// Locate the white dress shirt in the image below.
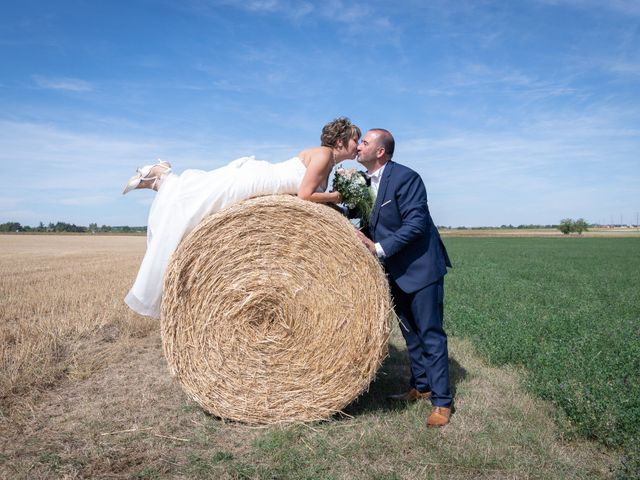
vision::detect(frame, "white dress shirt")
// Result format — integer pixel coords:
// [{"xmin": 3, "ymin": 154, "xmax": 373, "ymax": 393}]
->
[{"xmin": 367, "ymin": 163, "xmax": 386, "ymax": 198}]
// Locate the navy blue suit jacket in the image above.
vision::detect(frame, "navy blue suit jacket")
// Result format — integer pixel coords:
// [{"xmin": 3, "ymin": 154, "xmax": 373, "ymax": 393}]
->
[{"xmin": 366, "ymin": 161, "xmax": 451, "ymax": 294}]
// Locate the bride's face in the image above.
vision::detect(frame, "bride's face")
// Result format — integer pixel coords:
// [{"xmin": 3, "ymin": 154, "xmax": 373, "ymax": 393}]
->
[{"xmin": 344, "ymin": 136, "xmax": 359, "ymax": 159}]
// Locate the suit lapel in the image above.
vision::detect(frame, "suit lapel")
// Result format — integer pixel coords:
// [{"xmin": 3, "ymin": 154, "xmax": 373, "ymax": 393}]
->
[{"xmin": 370, "ymin": 161, "xmax": 393, "ymax": 232}]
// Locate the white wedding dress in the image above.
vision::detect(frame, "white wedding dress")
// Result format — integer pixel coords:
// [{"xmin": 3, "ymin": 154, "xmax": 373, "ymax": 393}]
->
[{"xmin": 125, "ymin": 156, "xmax": 309, "ymax": 318}]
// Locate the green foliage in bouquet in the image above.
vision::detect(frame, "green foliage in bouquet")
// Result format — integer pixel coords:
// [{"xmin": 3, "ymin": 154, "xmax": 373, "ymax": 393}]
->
[{"xmin": 332, "ymin": 166, "xmax": 375, "ymax": 225}]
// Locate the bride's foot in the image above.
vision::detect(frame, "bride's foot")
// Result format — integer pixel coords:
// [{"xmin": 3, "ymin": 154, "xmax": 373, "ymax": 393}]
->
[
  {"xmin": 123, "ymin": 160, "xmax": 172, "ymax": 194},
  {"xmin": 139, "ymin": 161, "xmax": 172, "ymax": 191}
]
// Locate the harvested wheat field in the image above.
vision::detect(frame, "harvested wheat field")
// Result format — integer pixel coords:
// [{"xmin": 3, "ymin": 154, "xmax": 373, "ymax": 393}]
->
[{"xmin": 0, "ymin": 234, "xmax": 618, "ymax": 479}]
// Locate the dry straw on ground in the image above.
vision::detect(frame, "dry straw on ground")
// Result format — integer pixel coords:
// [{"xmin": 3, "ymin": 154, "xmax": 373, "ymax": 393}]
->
[{"xmin": 161, "ymin": 195, "xmax": 393, "ymax": 425}]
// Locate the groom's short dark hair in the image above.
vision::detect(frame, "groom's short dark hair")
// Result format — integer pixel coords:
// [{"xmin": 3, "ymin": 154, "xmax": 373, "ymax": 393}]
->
[{"xmin": 370, "ymin": 129, "xmax": 395, "ymax": 159}]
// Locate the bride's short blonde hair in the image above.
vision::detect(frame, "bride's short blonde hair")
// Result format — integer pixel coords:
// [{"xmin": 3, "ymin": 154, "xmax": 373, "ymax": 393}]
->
[{"xmin": 320, "ymin": 117, "xmax": 361, "ymax": 148}]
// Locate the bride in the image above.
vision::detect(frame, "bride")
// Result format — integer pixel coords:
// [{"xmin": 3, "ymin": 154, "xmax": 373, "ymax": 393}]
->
[{"xmin": 123, "ymin": 117, "xmax": 361, "ymax": 318}]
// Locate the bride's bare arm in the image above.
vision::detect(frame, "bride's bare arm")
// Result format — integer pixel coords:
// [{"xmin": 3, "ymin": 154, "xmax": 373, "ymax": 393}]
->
[{"xmin": 297, "ymin": 149, "xmax": 342, "ymax": 204}]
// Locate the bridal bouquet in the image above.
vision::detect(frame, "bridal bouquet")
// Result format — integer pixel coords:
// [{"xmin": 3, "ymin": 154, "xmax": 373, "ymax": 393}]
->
[{"xmin": 332, "ymin": 166, "xmax": 375, "ymax": 224}]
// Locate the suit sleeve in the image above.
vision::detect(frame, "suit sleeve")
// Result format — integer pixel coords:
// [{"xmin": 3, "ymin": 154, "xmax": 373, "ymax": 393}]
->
[{"xmin": 378, "ymin": 172, "xmax": 429, "ymax": 258}]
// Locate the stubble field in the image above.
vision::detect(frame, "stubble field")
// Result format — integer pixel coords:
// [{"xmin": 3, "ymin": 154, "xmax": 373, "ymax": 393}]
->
[{"xmin": 0, "ymin": 233, "xmax": 633, "ymax": 479}]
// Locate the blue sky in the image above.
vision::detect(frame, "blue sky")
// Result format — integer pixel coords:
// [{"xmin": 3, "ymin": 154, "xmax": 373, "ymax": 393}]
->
[{"xmin": 1, "ymin": 0, "xmax": 639, "ymax": 227}]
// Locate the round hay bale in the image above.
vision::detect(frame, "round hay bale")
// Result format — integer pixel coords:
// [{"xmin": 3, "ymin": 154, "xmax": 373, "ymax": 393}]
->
[{"xmin": 161, "ymin": 195, "xmax": 392, "ymax": 424}]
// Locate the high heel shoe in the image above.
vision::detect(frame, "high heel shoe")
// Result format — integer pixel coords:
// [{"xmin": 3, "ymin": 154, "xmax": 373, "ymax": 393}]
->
[{"xmin": 122, "ymin": 160, "xmax": 172, "ymax": 194}]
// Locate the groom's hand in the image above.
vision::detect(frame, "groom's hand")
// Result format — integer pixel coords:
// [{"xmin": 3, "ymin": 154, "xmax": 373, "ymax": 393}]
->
[{"xmin": 354, "ymin": 229, "xmax": 377, "ymax": 256}]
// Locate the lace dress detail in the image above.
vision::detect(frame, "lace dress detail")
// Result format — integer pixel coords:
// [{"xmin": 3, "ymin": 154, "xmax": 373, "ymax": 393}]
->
[{"xmin": 125, "ymin": 156, "xmax": 308, "ymax": 318}]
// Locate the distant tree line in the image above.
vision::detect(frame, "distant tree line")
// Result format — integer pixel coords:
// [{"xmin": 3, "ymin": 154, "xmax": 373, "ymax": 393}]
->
[
  {"xmin": 438, "ymin": 220, "xmax": 591, "ymax": 234},
  {"xmin": 558, "ymin": 218, "xmax": 589, "ymax": 235},
  {"xmin": 3, "ymin": 220, "xmax": 591, "ymax": 235},
  {"xmin": 438, "ymin": 224, "xmax": 559, "ymax": 230},
  {"xmin": 0, "ymin": 221, "xmax": 146, "ymax": 233}
]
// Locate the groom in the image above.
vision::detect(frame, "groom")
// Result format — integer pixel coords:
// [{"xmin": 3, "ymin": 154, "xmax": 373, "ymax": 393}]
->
[{"xmin": 355, "ymin": 129, "xmax": 453, "ymax": 427}]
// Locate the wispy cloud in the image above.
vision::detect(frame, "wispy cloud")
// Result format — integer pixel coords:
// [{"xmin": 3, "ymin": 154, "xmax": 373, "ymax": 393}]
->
[
  {"xmin": 536, "ymin": 0, "xmax": 640, "ymax": 16},
  {"xmin": 0, "ymin": 118, "xmax": 307, "ymax": 225},
  {"xmin": 396, "ymin": 102, "xmax": 640, "ymax": 226},
  {"xmin": 385, "ymin": 63, "xmax": 581, "ymax": 103},
  {"xmin": 180, "ymin": 0, "xmax": 315, "ymax": 20},
  {"xmin": 57, "ymin": 195, "xmax": 113, "ymax": 206},
  {"xmin": 178, "ymin": 0, "xmax": 394, "ymax": 34},
  {"xmin": 193, "ymin": 43, "xmax": 358, "ymax": 99},
  {"xmin": 0, "ymin": 197, "xmax": 21, "ymax": 209},
  {"xmin": 2, "ymin": 1, "xmax": 638, "ymax": 227},
  {"xmin": 32, "ymin": 75, "xmax": 94, "ymax": 92},
  {"xmin": 599, "ymin": 60, "xmax": 640, "ymax": 76},
  {"xmin": 0, "ymin": 119, "xmax": 301, "ymax": 188},
  {"xmin": 242, "ymin": 0, "xmax": 315, "ymax": 19}
]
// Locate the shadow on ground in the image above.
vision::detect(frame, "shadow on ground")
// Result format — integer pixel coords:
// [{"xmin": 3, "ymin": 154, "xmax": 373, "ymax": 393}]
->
[{"xmin": 343, "ymin": 343, "xmax": 468, "ymax": 417}]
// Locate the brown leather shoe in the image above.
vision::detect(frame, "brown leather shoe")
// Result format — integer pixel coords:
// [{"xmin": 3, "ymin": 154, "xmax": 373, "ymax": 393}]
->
[
  {"xmin": 426, "ymin": 406, "xmax": 451, "ymax": 427},
  {"xmin": 387, "ymin": 388, "xmax": 432, "ymax": 401}
]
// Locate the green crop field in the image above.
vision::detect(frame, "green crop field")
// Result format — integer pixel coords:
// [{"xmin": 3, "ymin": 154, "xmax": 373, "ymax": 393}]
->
[{"xmin": 444, "ymin": 237, "xmax": 640, "ymax": 476}]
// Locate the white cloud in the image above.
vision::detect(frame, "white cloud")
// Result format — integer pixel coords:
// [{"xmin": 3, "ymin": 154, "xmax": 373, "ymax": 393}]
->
[
  {"xmin": 57, "ymin": 196, "xmax": 113, "ymax": 206},
  {"xmin": 397, "ymin": 109, "xmax": 640, "ymax": 226},
  {"xmin": 181, "ymin": 0, "xmax": 315, "ymax": 20},
  {"xmin": 0, "ymin": 119, "xmax": 302, "ymax": 193},
  {"xmin": 32, "ymin": 75, "xmax": 94, "ymax": 92},
  {"xmin": 243, "ymin": 0, "xmax": 315, "ymax": 18},
  {"xmin": 535, "ymin": 0, "xmax": 640, "ymax": 16},
  {"xmin": 600, "ymin": 60, "xmax": 640, "ymax": 76},
  {"xmin": 0, "ymin": 197, "xmax": 21, "ymax": 209},
  {"xmin": 384, "ymin": 62, "xmax": 583, "ymax": 104},
  {"xmin": 243, "ymin": 0, "xmax": 281, "ymax": 11},
  {"xmin": 178, "ymin": 0, "xmax": 393, "ymax": 34}
]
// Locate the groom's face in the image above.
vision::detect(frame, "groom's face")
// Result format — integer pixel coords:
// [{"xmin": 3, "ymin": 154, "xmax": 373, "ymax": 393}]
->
[{"xmin": 357, "ymin": 131, "xmax": 382, "ymax": 169}]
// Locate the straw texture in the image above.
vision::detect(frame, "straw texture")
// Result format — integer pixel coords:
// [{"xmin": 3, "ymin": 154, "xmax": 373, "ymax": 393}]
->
[{"xmin": 160, "ymin": 195, "xmax": 392, "ymax": 424}]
